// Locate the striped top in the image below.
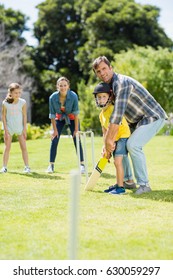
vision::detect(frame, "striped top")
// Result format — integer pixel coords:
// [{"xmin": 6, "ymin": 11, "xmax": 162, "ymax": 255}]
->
[{"xmin": 110, "ymin": 73, "xmax": 168, "ymax": 129}]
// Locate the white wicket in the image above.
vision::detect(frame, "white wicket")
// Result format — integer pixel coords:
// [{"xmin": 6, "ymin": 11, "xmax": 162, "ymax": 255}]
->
[
  {"xmin": 68, "ymin": 169, "xmax": 80, "ymax": 260},
  {"xmin": 76, "ymin": 131, "xmax": 95, "ymax": 182}
]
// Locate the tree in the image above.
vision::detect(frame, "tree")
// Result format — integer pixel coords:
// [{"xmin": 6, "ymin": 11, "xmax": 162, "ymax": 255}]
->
[
  {"xmin": 31, "ymin": 0, "xmax": 173, "ymax": 124},
  {"xmin": 111, "ymin": 46, "xmax": 173, "ymax": 113},
  {"xmin": 76, "ymin": 0, "xmax": 173, "ymax": 76},
  {"xmin": 0, "ymin": 5, "xmax": 34, "ymax": 91},
  {"xmin": 0, "ymin": 4, "xmax": 29, "ymax": 45}
]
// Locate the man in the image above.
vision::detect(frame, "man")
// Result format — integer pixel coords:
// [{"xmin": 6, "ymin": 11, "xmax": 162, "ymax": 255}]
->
[{"xmin": 92, "ymin": 56, "xmax": 167, "ymax": 195}]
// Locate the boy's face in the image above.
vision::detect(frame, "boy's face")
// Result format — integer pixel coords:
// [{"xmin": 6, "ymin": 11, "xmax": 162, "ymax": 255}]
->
[{"xmin": 96, "ymin": 92, "xmax": 109, "ymax": 107}]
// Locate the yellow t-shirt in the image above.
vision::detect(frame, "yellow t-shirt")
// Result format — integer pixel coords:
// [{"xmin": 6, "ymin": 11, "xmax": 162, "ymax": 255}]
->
[{"xmin": 99, "ymin": 104, "xmax": 130, "ymax": 141}]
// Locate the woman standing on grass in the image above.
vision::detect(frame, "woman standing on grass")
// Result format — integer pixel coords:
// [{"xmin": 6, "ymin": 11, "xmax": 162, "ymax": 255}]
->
[
  {"xmin": 0, "ymin": 83, "xmax": 30, "ymax": 173},
  {"xmin": 46, "ymin": 76, "xmax": 85, "ymax": 173}
]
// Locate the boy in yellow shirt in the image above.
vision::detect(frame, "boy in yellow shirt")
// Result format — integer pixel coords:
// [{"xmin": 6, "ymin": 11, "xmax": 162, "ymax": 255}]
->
[{"xmin": 93, "ymin": 82, "xmax": 136, "ymax": 194}]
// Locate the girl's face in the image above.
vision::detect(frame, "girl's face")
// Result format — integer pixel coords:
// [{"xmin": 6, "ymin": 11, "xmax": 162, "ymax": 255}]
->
[
  {"xmin": 57, "ymin": 80, "xmax": 69, "ymax": 95},
  {"xmin": 10, "ymin": 88, "xmax": 21, "ymax": 100},
  {"xmin": 96, "ymin": 92, "xmax": 109, "ymax": 107}
]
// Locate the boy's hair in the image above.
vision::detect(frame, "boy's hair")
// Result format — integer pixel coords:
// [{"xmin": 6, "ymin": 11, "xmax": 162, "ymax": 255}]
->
[
  {"xmin": 92, "ymin": 56, "xmax": 111, "ymax": 72},
  {"xmin": 5, "ymin": 83, "xmax": 22, "ymax": 104}
]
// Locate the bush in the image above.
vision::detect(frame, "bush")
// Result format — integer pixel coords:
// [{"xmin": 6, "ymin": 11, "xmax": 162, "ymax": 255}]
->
[{"xmin": 0, "ymin": 122, "xmax": 51, "ymax": 143}]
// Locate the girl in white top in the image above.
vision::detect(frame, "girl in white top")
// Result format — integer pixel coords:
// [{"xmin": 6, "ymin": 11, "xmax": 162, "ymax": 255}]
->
[{"xmin": 1, "ymin": 83, "xmax": 30, "ymax": 173}]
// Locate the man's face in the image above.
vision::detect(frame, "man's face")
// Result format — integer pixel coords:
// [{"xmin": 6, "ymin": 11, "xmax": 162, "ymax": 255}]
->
[{"xmin": 94, "ymin": 61, "xmax": 113, "ymax": 83}]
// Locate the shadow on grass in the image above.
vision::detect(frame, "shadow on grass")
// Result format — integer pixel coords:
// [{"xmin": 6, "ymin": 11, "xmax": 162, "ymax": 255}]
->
[
  {"xmin": 100, "ymin": 172, "xmax": 115, "ymax": 179},
  {"xmin": 130, "ymin": 190, "xmax": 173, "ymax": 203},
  {"xmin": 10, "ymin": 171, "xmax": 64, "ymax": 180}
]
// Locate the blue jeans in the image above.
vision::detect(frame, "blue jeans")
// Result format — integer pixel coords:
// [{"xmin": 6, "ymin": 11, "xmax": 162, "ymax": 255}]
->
[
  {"xmin": 113, "ymin": 138, "xmax": 128, "ymax": 157},
  {"xmin": 124, "ymin": 118, "xmax": 166, "ymax": 185},
  {"xmin": 50, "ymin": 119, "xmax": 84, "ymax": 163}
]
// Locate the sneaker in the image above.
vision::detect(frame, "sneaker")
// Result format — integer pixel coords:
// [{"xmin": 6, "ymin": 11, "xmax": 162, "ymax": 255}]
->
[
  {"xmin": 0, "ymin": 167, "xmax": 7, "ymax": 173},
  {"xmin": 104, "ymin": 184, "xmax": 118, "ymax": 193},
  {"xmin": 123, "ymin": 181, "xmax": 137, "ymax": 189},
  {"xmin": 24, "ymin": 166, "xmax": 31, "ymax": 174},
  {"xmin": 110, "ymin": 186, "xmax": 126, "ymax": 195},
  {"xmin": 46, "ymin": 165, "xmax": 54, "ymax": 173},
  {"xmin": 135, "ymin": 185, "xmax": 151, "ymax": 195},
  {"xmin": 80, "ymin": 164, "xmax": 85, "ymax": 174}
]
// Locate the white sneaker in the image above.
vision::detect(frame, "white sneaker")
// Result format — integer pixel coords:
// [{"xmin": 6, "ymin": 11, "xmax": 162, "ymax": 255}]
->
[
  {"xmin": 80, "ymin": 164, "xmax": 85, "ymax": 174},
  {"xmin": 0, "ymin": 167, "xmax": 7, "ymax": 173},
  {"xmin": 46, "ymin": 165, "xmax": 54, "ymax": 173},
  {"xmin": 24, "ymin": 166, "xmax": 31, "ymax": 174}
]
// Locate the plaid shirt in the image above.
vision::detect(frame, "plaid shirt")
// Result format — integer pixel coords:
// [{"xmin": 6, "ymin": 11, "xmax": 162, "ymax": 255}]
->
[{"xmin": 110, "ymin": 73, "xmax": 168, "ymax": 129}]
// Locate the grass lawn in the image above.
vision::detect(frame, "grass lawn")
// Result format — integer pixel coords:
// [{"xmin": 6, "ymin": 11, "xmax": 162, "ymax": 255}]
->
[{"xmin": 0, "ymin": 135, "xmax": 173, "ymax": 260}]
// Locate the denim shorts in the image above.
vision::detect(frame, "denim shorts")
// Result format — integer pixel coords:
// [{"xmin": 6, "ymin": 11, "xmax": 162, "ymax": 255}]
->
[{"xmin": 112, "ymin": 138, "xmax": 128, "ymax": 157}]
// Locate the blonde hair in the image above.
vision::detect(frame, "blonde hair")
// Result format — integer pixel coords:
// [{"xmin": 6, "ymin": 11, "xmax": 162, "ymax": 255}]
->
[
  {"xmin": 56, "ymin": 76, "xmax": 70, "ymax": 86},
  {"xmin": 5, "ymin": 83, "xmax": 22, "ymax": 103}
]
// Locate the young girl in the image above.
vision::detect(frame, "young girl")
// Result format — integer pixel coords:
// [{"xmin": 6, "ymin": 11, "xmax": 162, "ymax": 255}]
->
[
  {"xmin": 1, "ymin": 83, "xmax": 30, "ymax": 173},
  {"xmin": 46, "ymin": 76, "xmax": 85, "ymax": 173},
  {"xmin": 93, "ymin": 82, "xmax": 136, "ymax": 194}
]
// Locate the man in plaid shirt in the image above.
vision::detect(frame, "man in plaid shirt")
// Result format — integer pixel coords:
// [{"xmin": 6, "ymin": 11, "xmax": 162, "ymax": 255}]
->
[{"xmin": 92, "ymin": 56, "xmax": 168, "ymax": 195}]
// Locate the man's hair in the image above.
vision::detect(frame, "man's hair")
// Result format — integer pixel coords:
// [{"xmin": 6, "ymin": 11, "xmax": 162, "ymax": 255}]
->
[{"xmin": 92, "ymin": 56, "xmax": 111, "ymax": 72}]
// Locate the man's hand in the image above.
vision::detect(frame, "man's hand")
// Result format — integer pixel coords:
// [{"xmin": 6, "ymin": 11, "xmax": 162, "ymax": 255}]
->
[
  {"xmin": 104, "ymin": 123, "xmax": 119, "ymax": 157},
  {"xmin": 105, "ymin": 139, "xmax": 115, "ymax": 159}
]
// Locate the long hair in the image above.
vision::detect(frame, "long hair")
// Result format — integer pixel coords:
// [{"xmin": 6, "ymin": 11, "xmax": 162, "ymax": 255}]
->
[{"xmin": 5, "ymin": 83, "xmax": 22, "ymax": 104}]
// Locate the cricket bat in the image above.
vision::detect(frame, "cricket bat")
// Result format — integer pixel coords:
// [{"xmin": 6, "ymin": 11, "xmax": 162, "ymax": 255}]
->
[{"xmin": 84, "ymin": 157, "xmax": 108, "ymax": 191}]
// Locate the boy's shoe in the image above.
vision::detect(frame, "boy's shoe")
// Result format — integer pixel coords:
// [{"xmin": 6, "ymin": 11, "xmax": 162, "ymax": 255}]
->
[
  {"xmin": 0, "ymin": 167, "xmax": 7, "ymax": 173},
  {"xmin": 24, "ymin": 166, "xmax": 31, "ymax": 174},
  {"xmin": 104, "ymin": 184, "xmax": 118, "ymax": 193},
  {"xmin": 110, "ymin": 186, "xmax": 126, "ymax": 195},
  {"xmin": 46, "ymin": 165, "xmax": 54, "ymax": 173},
  {"xmin": 80, "ymin": 164, "xmax": 85, "ymax": 174},
  {"xmin": 123, "ymin": 181, "xmax": 136, "ymax": 189},
  {"xmin": 135, "ymin": 185, "xmax": 151, "ymax": 195}
]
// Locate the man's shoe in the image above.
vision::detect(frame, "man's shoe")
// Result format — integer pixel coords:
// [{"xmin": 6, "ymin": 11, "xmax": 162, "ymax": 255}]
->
[
  {"xmin": 0, "ymin": 167, "xmax": 7, "ymax": 173},
  {"xmin": 135, "ymin": 185, "xmax": 151, "ymax": 195},
  {"xmin": 46, "ymin": 165, "xmax": 54, "ymax": 173},
  {"xmin": 110, "ymin": 186, "xmax": 126, "ymax": 195},
  {"xmin": 104, "ymin": 184, "xmax": 118, "ymax": 193},
  {"xmin": 123, "ymin": 181, "xmax": 136, "ymax": 189}
]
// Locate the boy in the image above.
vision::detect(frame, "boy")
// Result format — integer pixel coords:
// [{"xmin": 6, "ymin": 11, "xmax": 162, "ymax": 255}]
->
[{"xmin": 93, "ymin": 82, "xmax": 136, "ymax": 194}]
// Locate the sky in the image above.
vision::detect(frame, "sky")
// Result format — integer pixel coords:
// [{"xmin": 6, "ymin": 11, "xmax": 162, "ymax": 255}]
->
[{"xmin": 0, "ymin": 0, "xmax": 173, "ymax": 46}]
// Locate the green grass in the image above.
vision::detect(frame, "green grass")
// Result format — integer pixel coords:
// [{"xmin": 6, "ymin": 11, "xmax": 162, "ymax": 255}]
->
[{"xmin": 0, "ymin": 136, "xmax": 173, "ymax": 260}]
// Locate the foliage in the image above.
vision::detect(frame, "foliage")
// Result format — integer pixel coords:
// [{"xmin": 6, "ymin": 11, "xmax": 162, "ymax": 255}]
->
[
  {"xmin": 29, "ymin": 0, "xmax": 173, "ymax": 124},
  {"xmin": 0, "ymin": 136, "xmax": 173, "ymax": 259},
  {"xmin": 1, "ymin": 1, "xmax": 173, "ymax": 125},
  {"xmin": 157, "ymin": 113, "xmax": 173, "ymax": 136},
  {"xmin": 76, "ymin": 0, "xmax": 173, "ymax": 75},
  {"xmin": 0, "ymin": 122, "xmax": 50, "ymax": 143},
  {"xmin": 111, "ymin": 46, "xmax": 173, "ymax": 113},
  {"xmin": 0, "ymin": 4, "xmax": 28, "ymax": 44},
  {"xmin": 78, "ymin": 80, "xmax": 102, "ymax": 135}
]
